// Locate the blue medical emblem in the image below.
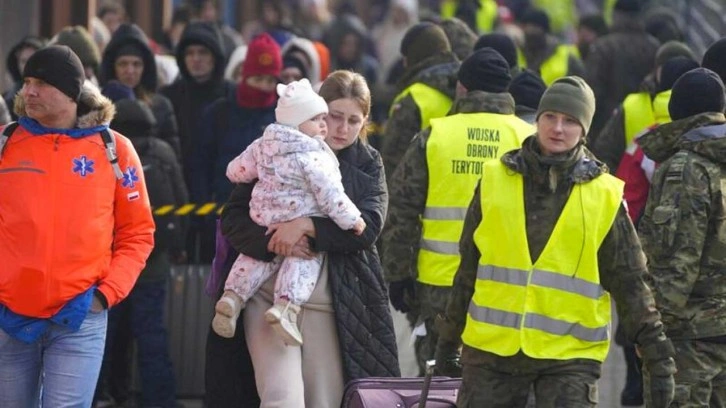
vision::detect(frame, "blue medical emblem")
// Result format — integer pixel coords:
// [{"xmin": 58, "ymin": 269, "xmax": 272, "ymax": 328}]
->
[
  {"xmin": 72, "ymin": 156, "xmax": 95, "ymax": 177},
  {"xmin": 122, "ymin": 166, "xmax": 139, "ymax": 188}
]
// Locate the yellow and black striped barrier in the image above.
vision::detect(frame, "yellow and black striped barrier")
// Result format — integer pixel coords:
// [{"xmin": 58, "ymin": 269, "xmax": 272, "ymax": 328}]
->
[{"xmin": 153, "ymin": 203, "xmax": 224, "ymax": 216}]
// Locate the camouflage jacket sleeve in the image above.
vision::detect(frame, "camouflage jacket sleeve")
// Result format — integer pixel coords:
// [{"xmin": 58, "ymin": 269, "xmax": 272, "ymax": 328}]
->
[
  {"xmin": 381, "ymin": 94, "xmax": 423, "ymax": 182},
  {"xmin": 381, "ymin": 130, "xmax": 430, "ymax": 282},
  {"xmin": 638, "ymin": 153, "xmax": 711, "ymax": 329},
  {"xmin": 599, "ymin": 204, "xmax": 670, "ymax": 349},
  {"xmin": 439, "ymin": 182, "xmax": 482, "ymax": 344},
  {"xmin": 590, "ymin": 107, "xmax": 626, "ymax": 172}
]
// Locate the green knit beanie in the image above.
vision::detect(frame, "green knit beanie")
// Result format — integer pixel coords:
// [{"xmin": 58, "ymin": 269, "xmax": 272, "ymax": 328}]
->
[{"xmin": 536, "ymin": 76, "xmax": 596, "ymax": 134}]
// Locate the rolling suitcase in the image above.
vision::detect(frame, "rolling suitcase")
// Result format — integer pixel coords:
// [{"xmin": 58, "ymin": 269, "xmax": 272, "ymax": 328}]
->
[{"xmin": 341, "ymin": 360, "xmax": 461, "ymax": 408}]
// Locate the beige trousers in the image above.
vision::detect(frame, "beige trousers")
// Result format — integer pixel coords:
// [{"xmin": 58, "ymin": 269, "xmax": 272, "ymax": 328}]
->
[{"xmin": 243, "ymin": 256, "xmax": 345, "ymax": 407}]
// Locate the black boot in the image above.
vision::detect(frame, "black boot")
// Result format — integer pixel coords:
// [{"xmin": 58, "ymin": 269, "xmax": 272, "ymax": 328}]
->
[{"xmin": 621, "ymin": 344, "xmax": 644, "ymax": 406}]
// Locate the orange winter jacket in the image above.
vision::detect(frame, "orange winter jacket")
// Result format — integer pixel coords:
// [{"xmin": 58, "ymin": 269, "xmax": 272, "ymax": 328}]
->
[{"xmin": 0, "ymin": 90, "xmax": 155, "ymax": 318}]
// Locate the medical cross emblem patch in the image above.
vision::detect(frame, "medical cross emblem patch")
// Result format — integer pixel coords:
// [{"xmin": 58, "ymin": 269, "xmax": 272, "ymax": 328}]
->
[
  {"xmin": 122, "ymin": 166, "xmax": 139, "ymax": 188},
  {"xmin": 72, "ymin": 156, "xmax": 95, "ymax": 177}
]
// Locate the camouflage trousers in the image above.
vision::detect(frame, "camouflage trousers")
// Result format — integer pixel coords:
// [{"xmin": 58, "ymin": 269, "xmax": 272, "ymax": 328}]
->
[
  {"xmin": 407, "ymin": 283, "xmax": 451, "ymax": 376},
  {"xmin": 644, "ymin": 339, "xmax": 726, "ymax": 407},
  {"xmin": 458, "ymin": 348, "xmax": 601, "ymax": 408}
]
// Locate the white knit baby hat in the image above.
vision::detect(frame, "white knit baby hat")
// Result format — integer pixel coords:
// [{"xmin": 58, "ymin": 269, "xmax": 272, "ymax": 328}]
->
[{"xmin": 275, "ymin": 78, "xmax": 329, "ymax": 127}]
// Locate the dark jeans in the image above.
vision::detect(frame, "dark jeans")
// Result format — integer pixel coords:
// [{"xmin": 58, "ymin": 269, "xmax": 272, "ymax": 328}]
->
[{"xmin": 97, "ymin": 280, "xmax": 176, "ymax": 407}]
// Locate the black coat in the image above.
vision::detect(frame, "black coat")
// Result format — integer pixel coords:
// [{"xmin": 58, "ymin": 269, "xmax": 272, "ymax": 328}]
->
[{"xmin": 221, "ymin": 138, "xmax": 400, "ymax": 383}]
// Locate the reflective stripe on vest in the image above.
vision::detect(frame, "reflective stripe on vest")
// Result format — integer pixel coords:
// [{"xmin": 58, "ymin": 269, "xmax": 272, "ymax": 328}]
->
[
  {"xmin": 391, "ymin": 83, "xmax": 452, "ymax": 130},
  {"xmin": 417, "ymin": 113, "xmax": 533, "ymax": 286},
  {"xmin": 462, "ymin": 160, "xmax": 623, "ymax": 361},
  {"xmin": 441, "ymin": 0, "xmax": 497, "ymax": 33},
  {"xmin": 623, "ymin": 90, "xmax": 672, "ymax": 146}
]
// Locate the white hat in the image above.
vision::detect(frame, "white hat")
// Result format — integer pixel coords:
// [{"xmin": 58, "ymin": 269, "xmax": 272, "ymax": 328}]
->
[{"xmin": 275, "ymin": 78, "xmax": 328, "ymax": 128}]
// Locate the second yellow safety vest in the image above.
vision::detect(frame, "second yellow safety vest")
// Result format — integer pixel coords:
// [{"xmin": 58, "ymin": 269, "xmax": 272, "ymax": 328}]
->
[
  {"xmin": 441, "ymin": 0, "xmax": 498, "ymax": 33},
  {"xmin": 390, "ymin": 83, "xmax": 453, "ymax": 131},
  {"xmin": 462, "ymin": 160, "xmax": 623, "ymax": 362},
  {"xmin": 622, "ymin": 90, "xmax": 672, "ymax": 146},
  {"xmin": 417, "ymin": 113, "xmax": 534, "ymax": 286}
]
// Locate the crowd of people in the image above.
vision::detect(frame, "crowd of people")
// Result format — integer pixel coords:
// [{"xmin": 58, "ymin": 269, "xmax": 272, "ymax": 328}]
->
[{"xmin": 1, "ymin": 0, "xmax": 726, "ymax": 407}]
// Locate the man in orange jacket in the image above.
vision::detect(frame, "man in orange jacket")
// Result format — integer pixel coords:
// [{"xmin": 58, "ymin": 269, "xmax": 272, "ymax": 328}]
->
[{"xmin": 0, "ymin": 45, "xmax": 155, "ymax": 407}]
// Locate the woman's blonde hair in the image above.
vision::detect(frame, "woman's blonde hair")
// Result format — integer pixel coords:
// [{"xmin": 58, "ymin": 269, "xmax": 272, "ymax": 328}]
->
[{"xmin": 318, "ymin": 70, "xmax": 371, "ymax": 140}]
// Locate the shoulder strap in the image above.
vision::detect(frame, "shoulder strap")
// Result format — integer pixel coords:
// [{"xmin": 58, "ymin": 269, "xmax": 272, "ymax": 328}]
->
[
  {"xmin": 0, "ymin": 121, "xmax": 19, "ymax": 159},
  {"xmin": 100, "ymin": 128, "xmax": 124, "ymax": 180}
]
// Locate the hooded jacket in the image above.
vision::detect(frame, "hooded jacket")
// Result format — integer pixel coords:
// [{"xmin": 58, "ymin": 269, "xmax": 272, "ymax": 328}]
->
[
  {"xmin": 281, "ymin": 37, "xmax": 322, "ymax": 88},
  {"xmin": 638, "ymin": 112, "xmax": 726, "ymax": 340},
  {"xmin": 3, "ymin": 36, "xmax": 45, "ymax": 120},
  {"xmin": 160, "ymin": 22, "xmax": 235, "ymax": 186},
  {"xmin": 101, "ymin": 23, "xmax": 181, "ymax": 159},
  {"xmin": 438, "ymin": 136, "xmax": 672, "ymax": 366},
  {"xmin": 0, "ymin": 84, "xmax": 155, "ymax": 318}
]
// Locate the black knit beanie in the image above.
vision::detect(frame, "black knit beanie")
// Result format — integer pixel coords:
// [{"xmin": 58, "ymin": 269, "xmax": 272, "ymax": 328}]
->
[
  {"xmin": 458, "ymin": 47, "xmax": 511, "ymax": 93},
  {"xmin": 509, "ymin": 69, "xmax": 547, "ymax": 109},
  {"xmin": 669, "ymin": 68, "xmax": 726, "ymax": 120},
  {"xmin": 23, "ymin": 45, "xmax": 85, "ymax": 101},
  {"xmin": 400, "ymin": 22, "xmax": 451, "ymax": 67},
  {"xmin": 657, "ymin": 57, "xmax": 699, "ymax": 93},
  {"xmin": 702, "ymin": 38, "xmax": 726, "ymax": 84},
  {"xmin": 474, "ymin": 33, "xmax": 518, "ymax": 69}
]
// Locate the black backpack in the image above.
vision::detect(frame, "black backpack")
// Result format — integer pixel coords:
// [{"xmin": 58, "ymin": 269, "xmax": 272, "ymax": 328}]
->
[{"xmin": 0, "ymin": 121, "xmax": 124, "ymax": 179}]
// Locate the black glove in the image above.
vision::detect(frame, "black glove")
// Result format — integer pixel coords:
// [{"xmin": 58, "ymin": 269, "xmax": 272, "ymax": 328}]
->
[
  {"xmin": 388, "ymin": 278, "xmax": 415, "ymax": 313},
  {"xmin": 434, "ymin": 339, "xmax": 462, "ymax": 377},
  {"xmin": 647, "ymin": 370, "xmax": 675, "ymax": 408},
  {"xmin": 640, "ymin": 340, "xmax": 677, "ymax": 408}
]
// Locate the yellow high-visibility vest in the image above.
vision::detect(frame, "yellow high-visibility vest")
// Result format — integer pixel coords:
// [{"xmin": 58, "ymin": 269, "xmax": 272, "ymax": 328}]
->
[
  {"xmin": 533, "ymin": 0, "xmax": 576, "ymax": 35},
  {"xmin": 462, "ymin": 160, "xmax": 623, "ymax": 362},
  {"xmin": 539, "ymin": 45, "xmax": 578, "ymax": 86},
  {"xmin": 441, "ymin": 0, "xmax": 498, "ymax": 33},
  {"xmin": 623, "ymin": 90, "xmax": 672, "ymax": 146},
  {"xmin": 520, "ymin": 45, "xmax": 579, "ymax": 85},
  {"xmin": 390, "ymin": 83, "xmax": 453, "ymax": 130},
  {"xmin": 417, "ymin": 113, "xmax": 534, "ymax": 286}
]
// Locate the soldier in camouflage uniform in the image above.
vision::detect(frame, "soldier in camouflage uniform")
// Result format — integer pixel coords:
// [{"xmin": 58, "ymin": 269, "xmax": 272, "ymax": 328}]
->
[
  {"xmin": 434, "ymin": 77, "xmax": 676, "ymax": 407},
  {"xmin": 638, "ymin": 68, "xmax": 726, "ymax": 407},
  {"xmin": 380, "ymin": 22, "xmax": 460, "ymax": 182},
  {"xmin": 382, "ymin": 48, "xmax": 533, "ymax": 376}
]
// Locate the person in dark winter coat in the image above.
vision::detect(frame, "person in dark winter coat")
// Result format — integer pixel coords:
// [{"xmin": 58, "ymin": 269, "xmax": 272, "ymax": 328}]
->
[
  {"xmin": 584, "ymin": 0, "xmax": 660, "ymax": 142},
  {"xmin": 207, "ymin": 70, "xmax": 400, "ymax": 407},
  {"xmin": 3, "ymin": 36, "xmax": 45, "ymax": 119},
  {"xmin": 190, "ymin": 33, "xmax": 280, "ymax": 264},
  {"xmin": 160, "ymin": 21, "xmax": 235, "ymax": 189},
  {"xmin": 95, "ymin": 98, "xmax": 187, "ymax": 408},
  {"xmin": 100, "ymin": 23, "xmax": 181, "ymax": 159}
]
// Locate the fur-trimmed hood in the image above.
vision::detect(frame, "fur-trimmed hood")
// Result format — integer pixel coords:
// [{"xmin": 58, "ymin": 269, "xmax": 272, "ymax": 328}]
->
[{"xmin": 14, "ymin": 82, "xmax": 116, "ymax": 130}]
